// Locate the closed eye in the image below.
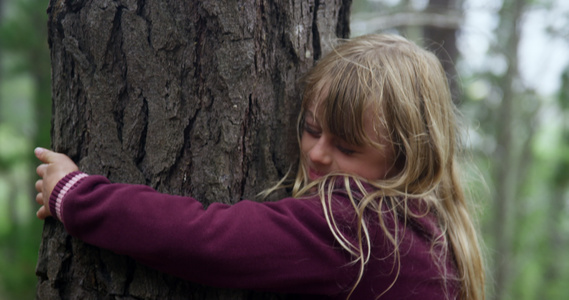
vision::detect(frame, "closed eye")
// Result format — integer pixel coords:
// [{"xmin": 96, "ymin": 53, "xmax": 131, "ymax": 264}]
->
[
  {"xmin": 336, "ymin": 144, "xmax": 356, "ymax": 155},
  {"xmin": 303, "ymin": 123, "xmax": 321, "ymax": 137}
]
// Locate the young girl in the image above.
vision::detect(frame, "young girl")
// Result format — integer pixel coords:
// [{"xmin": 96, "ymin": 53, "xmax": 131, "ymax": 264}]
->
[{"xmin": 35, "ymin": 34, "xmax": 484, "ymax": 300}]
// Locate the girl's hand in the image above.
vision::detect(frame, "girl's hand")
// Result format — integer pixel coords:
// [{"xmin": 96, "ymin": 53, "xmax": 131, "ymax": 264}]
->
[{"xmin": 34, "ymin": 147, "xmax": 79, "ymax": 220}]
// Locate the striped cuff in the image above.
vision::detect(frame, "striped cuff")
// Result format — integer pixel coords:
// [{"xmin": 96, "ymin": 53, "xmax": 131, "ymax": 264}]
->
[{"xmin": 49, "ymin": 171, "xmax": 89, "ymax": 223}]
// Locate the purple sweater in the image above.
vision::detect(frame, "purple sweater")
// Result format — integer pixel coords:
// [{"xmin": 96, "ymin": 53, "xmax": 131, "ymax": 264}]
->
[{"xmin": 49, "ymin": 171, "xmax": 458, "ymax": 299}]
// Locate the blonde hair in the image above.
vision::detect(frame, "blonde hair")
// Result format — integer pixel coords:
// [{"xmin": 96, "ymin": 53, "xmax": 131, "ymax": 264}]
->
[{"xmin": 264, "ymin": 34, "xmax": 484, "ymax": 299}]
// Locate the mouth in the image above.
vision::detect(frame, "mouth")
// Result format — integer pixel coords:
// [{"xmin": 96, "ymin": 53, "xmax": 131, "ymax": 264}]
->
[{"xmin": 307, "ymin": 167, "xmax": 324, "ymax": 181}]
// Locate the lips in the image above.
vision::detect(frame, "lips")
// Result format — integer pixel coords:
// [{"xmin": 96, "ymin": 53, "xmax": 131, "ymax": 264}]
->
[{"xmin": 308, "ymin": 168, "xmax": 324, "ymax": 181}]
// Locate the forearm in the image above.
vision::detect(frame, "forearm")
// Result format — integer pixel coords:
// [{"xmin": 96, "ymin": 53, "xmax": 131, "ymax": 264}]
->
[{"xmin": 49, "ymin": 173, "xmax": 356, "ymax": 295}]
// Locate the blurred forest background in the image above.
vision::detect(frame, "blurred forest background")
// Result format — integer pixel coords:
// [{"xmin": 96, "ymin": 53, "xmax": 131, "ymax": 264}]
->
[{"xmin": 0, "ymin": 0, "xmax": 568, "ymax": 299}]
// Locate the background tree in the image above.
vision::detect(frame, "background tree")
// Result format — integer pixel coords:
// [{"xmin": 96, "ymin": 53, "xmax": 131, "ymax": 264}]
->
[
  {"xmin": 0, "ymin": 0, "xmax": 50, "ymax": 298},
  {"xmin": 350, "ymin": 0, "xmax": 462, "ymax": 99},
  {"xmin": 1, "ymin": 0, "xmax": 568, "ymax": 298},
  {"xmin": 456, "ymin": 1, "xmax": 569, "ymax": 299},
  {"xmin": 352, "ymin": 1, "xmax": 569, "ymax": 299},
  {"xmin": 36, "ymin": 0, "xmax": 351, "ymax": 299},
  {"xmin": 488, "ymin": 1, "xmax": 528, "ymax": 298},
  {"xmin": 422, "ymin": 0, "xmax": 461, "ymax": 101}
]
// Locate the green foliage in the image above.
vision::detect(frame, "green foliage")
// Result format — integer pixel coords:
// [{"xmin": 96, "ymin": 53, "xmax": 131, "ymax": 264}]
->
[
  {"xmin": 0, "ymin": 0, "xmax": 51, "ymax": 149},
  {"xmin": 0, "ymin": 113, "xmax": 41, "ymax": 300},
  {"xmin": 0, "ymin": 0, "xmax": 51, "ymax": 298},
  {"xmin": 0, "ymin": 125, "xmax": 30, "ymax": 169},
  {"xmin": 0, "ymin": 0, "xmax": 49, "ymax": 55},
  {"xmin": 458, "ymin": 0, "xmax": 569, "ymax": 297},
  {"xmin": 0, "ymin": 0, "xmax": 567, "ymax": 299},
  {"xmin": 0, "ymin": 221, "xmax": 43, "ymax": 300}
]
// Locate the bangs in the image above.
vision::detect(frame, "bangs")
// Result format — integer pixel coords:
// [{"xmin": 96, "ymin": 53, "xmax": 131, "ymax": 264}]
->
[{"xmin": 302, "ymin": 58, "xmax": 383, "ymax": 148}]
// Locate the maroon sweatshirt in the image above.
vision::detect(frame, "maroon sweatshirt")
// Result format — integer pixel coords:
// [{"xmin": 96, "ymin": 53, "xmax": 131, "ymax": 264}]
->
[{"xmin": 49, "ymin": 171, "xmax": 458, "ymax": 299}]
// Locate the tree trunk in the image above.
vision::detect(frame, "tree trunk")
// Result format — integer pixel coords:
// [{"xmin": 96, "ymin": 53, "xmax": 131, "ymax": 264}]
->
[
  {"xmin": 422, "ymin": 0, "xmax": 460, "ymax": 103},
  {"xmin": 36, "ymin": 0, "xmax": 351, "ymax": 299},
  {"xmin": 490, "ymin": 0, "xmax": 526, "ymax": 299}
]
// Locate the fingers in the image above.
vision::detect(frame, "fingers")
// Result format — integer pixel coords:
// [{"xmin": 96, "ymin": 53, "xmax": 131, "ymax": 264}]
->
[
  {"xmin": 35, "ymin": 179, "xmax": 44, "ymax": 205},
  {"xmin": 36, "ymin": 192, "xmax": 44, "ymax": 205},
  {"xmin": 34, "ymin": 147, "xmax": 50, "ymax": 163},
  {"xmin": 34, "ymin": 147, "xmax": 79, "ymax": 176},
  {"xmin": 36, "ymin": 164, "xmax": 47, "ymax": 178},
  {"xmin": 35, "ymin": 179, "xmax": 44, "ymax": 204},
  {"xmin": 36, "ymin": 206, "xmax": 50, "ymax": 220},
  {"xmin": 35, "ymin": 147, "xmax": 65, "ymax": 164},
  {"xmin": 35, "ymin": 179, "xmax": 43, "ymax": 193},
  {"xmin": 34, "ymin": 147, "xmax": 77, "ymax": 222}
]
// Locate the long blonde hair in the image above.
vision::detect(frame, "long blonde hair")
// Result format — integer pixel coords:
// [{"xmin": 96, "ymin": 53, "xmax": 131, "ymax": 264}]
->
[{"xmin": 264, "ymin": 34, "xmax": 484, "ymax": 299}]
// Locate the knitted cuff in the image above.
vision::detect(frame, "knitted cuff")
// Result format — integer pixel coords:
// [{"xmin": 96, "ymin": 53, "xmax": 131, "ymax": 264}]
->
[{"xmin": 49, "ymin": 171, "xmax": 89, "ymax": 223}]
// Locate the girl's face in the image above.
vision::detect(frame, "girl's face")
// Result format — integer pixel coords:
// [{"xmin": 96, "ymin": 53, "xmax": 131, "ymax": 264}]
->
[{"xmin": 300, "ymin": 104, "xmax": 398, "ymax": 182}]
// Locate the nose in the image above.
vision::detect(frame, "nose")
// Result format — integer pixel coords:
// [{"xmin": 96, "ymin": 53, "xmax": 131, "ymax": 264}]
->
[{"xmin": 308, "ymin": 137, "xmax": 333, "ymax": 166}]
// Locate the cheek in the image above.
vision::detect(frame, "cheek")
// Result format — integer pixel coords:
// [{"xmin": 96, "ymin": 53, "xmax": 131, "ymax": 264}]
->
[
  {"xmin": 299, "ymin": 135, "xmax": 310, "ymax": 160},
  {"xmin": 373, "ymin": 148, "xmax": 398, "ymax": 179},
  {"xmin": 300, "ymin": 134, "xmax": 313, "ymax": 154}
]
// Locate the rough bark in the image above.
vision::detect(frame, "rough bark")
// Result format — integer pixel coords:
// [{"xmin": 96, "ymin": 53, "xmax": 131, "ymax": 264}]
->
[{"xmin": 36, "ymin": 0, "xmax": 351, "ymax": 299}]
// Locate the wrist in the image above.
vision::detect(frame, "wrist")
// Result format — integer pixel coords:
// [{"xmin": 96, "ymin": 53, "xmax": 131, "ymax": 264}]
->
[{"xmin": 49, "ymin": 171, "xmax": 89, "ymax": 222}]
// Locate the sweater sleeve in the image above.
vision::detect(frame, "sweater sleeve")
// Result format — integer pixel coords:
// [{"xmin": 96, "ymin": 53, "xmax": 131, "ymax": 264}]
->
[{"xmin": 48, "ymin": 172, "xmax": 358, "ymax": 296}]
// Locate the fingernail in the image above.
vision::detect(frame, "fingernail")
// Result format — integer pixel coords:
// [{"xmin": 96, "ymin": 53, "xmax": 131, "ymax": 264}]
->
[{"xmin": 35, "ymin": 147, "xmax": 45, "ymax": 156}]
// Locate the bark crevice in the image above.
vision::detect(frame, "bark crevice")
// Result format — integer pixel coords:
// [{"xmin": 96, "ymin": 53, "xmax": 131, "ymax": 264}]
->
[
  {"xmin": 40, "ymin": 0, "xmax": 351, "ymax": 298},
  {"xmin": 311, "ymin": 0, "xmax": 322, "ymax": 61}
]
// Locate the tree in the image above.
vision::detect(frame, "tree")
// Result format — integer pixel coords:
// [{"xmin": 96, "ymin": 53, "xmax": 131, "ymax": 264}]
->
[
  {"xmin": 350, "ymin": 0, "xmax": 461, "ymax": 101},
  {"xmin": 36, "ymin": 0, "xmax": 352, "ymax": 298},
  {"xmin": 422, "ymin": 0, "xmax": 460, "ymax": 102},
  {"xmin": 488, "ymin": 1, "xmax": 531, "ymax": 299}
]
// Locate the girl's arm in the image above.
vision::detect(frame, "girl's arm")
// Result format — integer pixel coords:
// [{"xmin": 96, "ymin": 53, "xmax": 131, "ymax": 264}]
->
[{"xmin": 34, "ymin": 149, "xmax": 357, "ymax": 296}]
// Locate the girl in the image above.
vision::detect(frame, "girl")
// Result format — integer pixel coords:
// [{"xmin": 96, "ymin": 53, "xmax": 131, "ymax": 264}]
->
[{"xmin": 35, "ymin": 34, "xmax": 484, "ymax": 299}]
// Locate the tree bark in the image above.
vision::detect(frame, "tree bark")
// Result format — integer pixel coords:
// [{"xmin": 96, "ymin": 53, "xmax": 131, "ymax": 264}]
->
[{"xmin": 36, "ymin": 0, "xmax": 351, "ymax": 299}]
